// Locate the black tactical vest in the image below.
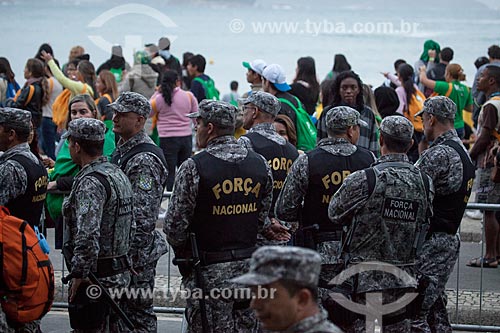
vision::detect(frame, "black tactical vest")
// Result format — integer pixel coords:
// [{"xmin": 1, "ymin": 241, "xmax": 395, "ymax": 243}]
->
[
  {"xmin": 112, "ymin": 142, "xmax": 167, "ymax": 173},
  {"xmin": 244, "ymin": 132, "xmax": 299, "ymax": 216},
  {"xmin": 68, "ymin": 161, "xmax": 134, "ymax": 258},
  {"xmin": 303, "ymin": 146, "xmax": 373, "ymax": 231},
  {"xmin": 192, "ymin": 150, "xmax": 268, "ymax": 252},
  {"xmin": 429, "ymin": 140, "xmax": 476, "ymax": 235},
  {"xmin": 6, "ymin": 154, "xmax": 48, "ymax": 228}
]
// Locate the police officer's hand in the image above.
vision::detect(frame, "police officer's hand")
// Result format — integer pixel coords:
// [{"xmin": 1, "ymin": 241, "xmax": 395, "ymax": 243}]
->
[
  {"xmin": 265, "ymin": 218, "xmax": 291, "ymax": 241},
  {"xmin": 43, "ymin": 157, "xmax": 55, "ymax": 168},
  {"xmin": 69, "ymin": 278, "xmax": 84, "ymax": 303},
  {"xmin": 47, "ymin": 181, "xmax": 57, "ymax": 191}
]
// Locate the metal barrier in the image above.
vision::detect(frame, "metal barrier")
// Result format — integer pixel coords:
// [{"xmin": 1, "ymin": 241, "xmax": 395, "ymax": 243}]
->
[{"xmin": 51, "ymin": 201, "xmax": 500, "ymax": 331}]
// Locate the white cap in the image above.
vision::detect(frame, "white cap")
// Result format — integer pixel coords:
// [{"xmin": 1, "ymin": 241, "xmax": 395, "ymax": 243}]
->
[
  {"xmin": 262, "ymin": 64, "xmax": 291, "ymax": 92},
  {"xmin": 242, "ymin": 59, "xmax": 267, "ymax": 76}
]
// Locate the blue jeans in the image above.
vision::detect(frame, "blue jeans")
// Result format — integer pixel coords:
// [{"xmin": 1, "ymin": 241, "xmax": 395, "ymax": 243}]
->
[
  {"xmin": 160, "ymin": 135, "xmax": 192, "ymax": 191},
  {"xmin": 40, "ymin": 117, "xmax": 57, "ymax": 160}
]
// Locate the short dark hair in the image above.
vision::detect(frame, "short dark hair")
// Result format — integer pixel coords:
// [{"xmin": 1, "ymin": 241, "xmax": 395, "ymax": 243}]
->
[
  {"xmin": 279, "ymin": 279, "xmax": 318, "ymax": 303},
  {"xmin": 474, "ymin": 56, "xmax": 489, "ymax": 69},
  {"xmin": 488, "ymin": 45, "xmax": 500, "ymax": 60},
  {"xmin": 182, "ymin": 52, "xmax": 194, "ymax": 67},
  {"xmin": 0, "ymin": 124, "xmax": 30, "ymax": 141},
  {"xmin": 188, "ymin": 54, "xmax": 206, "ymax": 73},
  {"xmin": 432, "ymin": 114, "xmax": 454, "ymax": 126},
  {"xmin": 440, "ymin": 47, "xmax": 454, "ymax": 62},
  {"xmin": 230, "ymin": 80, "xmax": 238, "ymax": 91},
  {"xmin": 200, "ymin": 117, "xmax": 235, "ymax": 136},
  {"xmin": 393, "ymin": 59, "xmax": 406, "ymax": 72},
  {"xmin": 381, "ymin": 132, "xmax": 412, "ymax": 153},
  {"xmin": 485, "ymin": 65, "xmax": 500, "ymax": 86},
  {"xmin": 327, "ymin": 127, "xmax": 348, "ymax": 138},
  {"xmin": 69, "ymin": 136, "xmax": 104, "ymax": 157}
]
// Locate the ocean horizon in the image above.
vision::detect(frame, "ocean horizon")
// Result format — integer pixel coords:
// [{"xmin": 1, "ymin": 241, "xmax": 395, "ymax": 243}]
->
[{"xmin": 1, "ymin": 0, "xmax": 499, "ymax": 95}]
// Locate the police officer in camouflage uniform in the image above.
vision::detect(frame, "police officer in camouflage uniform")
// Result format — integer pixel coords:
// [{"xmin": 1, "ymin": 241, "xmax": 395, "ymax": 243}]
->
[
  {"xmin": 109, "ymin": 92, "xmax": 169, "ymax": 332},
  {"xmin": 164, "ymin": 100, "xmax": 274, "ymax": 332},
  {"xmin": 238, "ymin": 91, "xmax": 298, "ymax": 245},
  {"xmin": 0, "ymin": 108, "xmax": 48, "ymax": 228},
  {"xmin": 413, "ymin": 97, "xmax": 475, "ymax": 333},
  {"xmin": 62, "ymin": 118, "xmax": 135, "ymax": 332},
  {"xmin": 231, "ymin": 246, "xmax": 343, "ymax": 333},
  {"xmin": 0, "ymin": 108, "xmax": 47, "ymax": 333},
  {"xmin": 329, "ymin": 116, "xmax": 434, "ymax": 333},
  {"xmin": 275, "ymin": 106, "xmax": 375, "ymax": 305}
]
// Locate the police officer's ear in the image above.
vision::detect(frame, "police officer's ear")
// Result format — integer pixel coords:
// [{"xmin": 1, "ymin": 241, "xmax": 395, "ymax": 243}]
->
[
  {"xmin": 253, "ymin": 108, "xmax": 260, "ymax": 120},
  {"xmin": 5, "ymin": 127, "xmax": 17, "ymax": 141},
  {"xmin": 406, "ymin": 138, "xmax": 415, "ymax": 153},
  {"xmin": 72, "ymin": 140, "xmax": 82, "ymax": 154},
  {"xmin": 294, "ymin": 288, "xmax": 314, "ymax": 309},
  {"xmin": 206, "ymin": 122, "xmax": 215, "ymax": 135},
  {"xmin": 379, "ymin": 132, "xmax": 386, "ymax": 150}
]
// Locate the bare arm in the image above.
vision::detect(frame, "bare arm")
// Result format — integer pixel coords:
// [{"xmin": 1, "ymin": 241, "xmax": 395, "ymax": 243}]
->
[{"xmin": 419, "ymin": 66, "xmax": 436, "ymax": 90}]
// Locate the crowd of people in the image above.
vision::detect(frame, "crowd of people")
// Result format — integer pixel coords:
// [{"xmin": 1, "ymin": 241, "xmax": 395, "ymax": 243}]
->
[{"xmin": 0, "ymin": 38, "xmax": 500, "ymax": 333}]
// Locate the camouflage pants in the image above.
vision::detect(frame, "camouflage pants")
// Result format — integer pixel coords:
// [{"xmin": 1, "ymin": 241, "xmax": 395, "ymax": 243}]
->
[
  {"xmin": 415, "ymin": 233, "xmax": 459, "ymax": 332},
  {"xmin": 71, "ymin": 272, "xmax": 131, "ymax": 333},
  {"xmin": 317, "ymin": 241, "xmax": 342, "ymax": 305},
  {"xmin": 184, "ymin": 260, "xmax": 259, "ymax": 333},
  {"xmin": 122, "ymin": 261, "xmax": 158, "ymax": 332}
]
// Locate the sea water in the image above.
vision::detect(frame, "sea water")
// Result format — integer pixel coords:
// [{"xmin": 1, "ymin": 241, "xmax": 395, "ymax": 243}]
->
[{"xmin": 1, "ymin": 0, "xmax": 499, "ymax": 95}]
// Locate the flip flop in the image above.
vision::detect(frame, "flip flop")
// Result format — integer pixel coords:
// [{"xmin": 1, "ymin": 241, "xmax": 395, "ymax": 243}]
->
[{"xmin": 467, "ymin": 257, "xmax": 498, "ymax": 268}]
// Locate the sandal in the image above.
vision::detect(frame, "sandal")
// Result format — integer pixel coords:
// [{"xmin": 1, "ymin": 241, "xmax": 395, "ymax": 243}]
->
[{"xmin": 467, "ymin": 257, "xmax": 498, "ymax": 268}]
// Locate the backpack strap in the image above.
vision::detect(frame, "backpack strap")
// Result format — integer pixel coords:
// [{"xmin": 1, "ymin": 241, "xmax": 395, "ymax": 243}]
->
[
  {"xmin": 88, "ymin": 172, "xmax": 111, "ymax": 202},
  {"xmin": 445, "ymin": 82, "xmax": 453, "ymax": 98},
  {"xmin": 193, "ymin": 76, "xmax": 207, "ymax": 87},
  {"xmin": 19, "ymin": 220, "xmax": 29, "ymax": 285},
  {"xmin": 104, "ymin": 93, "xmax": 112, "ymax": 104},
  {"xmin": 112, "ymin": 142, "xmax": 167, "ymax": 174},
  {"xmin": 293, "ymin": 96, "xmax": 304, "ymax": 110},
  {"xmin": 25, "ymin": 85, "xmax": 35, "ymax": 107},
  {"xmin": 365, "ymin": 167, "xmax": 376, "ymax": 197},
  {"xmin": 48, "ymin": 77, "xmax": 54, "ymax": 96},
  {"xmin": 278, "ymin": 97, "xmax": 299, "ymax": 113}
]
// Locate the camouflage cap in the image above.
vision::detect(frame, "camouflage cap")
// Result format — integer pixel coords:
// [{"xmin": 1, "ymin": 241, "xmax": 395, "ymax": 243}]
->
[
  {"xmin": 243, "ymin": 91, "xmax": 281, "ymax": 116},
  {"xmin": 326, "ymin": 106, "xmax": 368, "ymax": 130},
  {"xmin": 415, "ymin": 96, "xmax": 456, "ymax": 120},
  {"xmin": 231, "ymin": 246, "xmax": 322, "ymax": 287},
  {"xmin": 63, "ymin": 118, "xmax": 106, "ymax": 141},
  {"xmin": 380, "ymin": 115, "xmax": 414, "ymax": 141},
  {"xmin": 187, "ymin": 100, "xmax": 236, "ymax": 127},
  {"xmin": 0, "ymin": 107, "xmax": 31, "ymax": 131},
  {"xmin": 107, "ymin": 91, "xmax": 152, "ymax": 119}
]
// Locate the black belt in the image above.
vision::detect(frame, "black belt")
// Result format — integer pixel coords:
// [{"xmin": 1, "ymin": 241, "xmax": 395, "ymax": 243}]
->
[
  {"xmin": 314, "ymin": 231, "xmax": 342, "ymax": 243},
  {"xmin": 201, "ymin": 247, "xmax": 257, "ymax": 266},
  {"xmin": 95, "ymin": 255, "xmax": 129, "ymax": 278}
]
